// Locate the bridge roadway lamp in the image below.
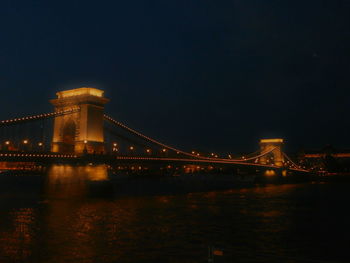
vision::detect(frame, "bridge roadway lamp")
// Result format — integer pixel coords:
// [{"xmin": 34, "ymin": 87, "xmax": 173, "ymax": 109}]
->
[
  {"xmin": 38, "ymin": 142, "xmax": 44, "ymax": 151},
  {"xmin": 21, "ymin": 139, "xmax": 31, "ymax": 152},
  {"xmin": 4, "ymin": 141, "xmax": 10, "ymax": 151}
]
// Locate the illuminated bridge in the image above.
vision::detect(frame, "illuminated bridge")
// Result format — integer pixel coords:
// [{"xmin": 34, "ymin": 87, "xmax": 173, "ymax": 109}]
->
[{"xmin": 0, "ymin": 87, "xmax": 307, "ymax": 174}]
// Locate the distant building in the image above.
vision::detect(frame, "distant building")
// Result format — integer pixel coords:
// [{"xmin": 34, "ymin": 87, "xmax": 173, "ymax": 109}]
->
[{"xmin": 298, "ymin": 145, "xmax": 350, "ymax": 173}]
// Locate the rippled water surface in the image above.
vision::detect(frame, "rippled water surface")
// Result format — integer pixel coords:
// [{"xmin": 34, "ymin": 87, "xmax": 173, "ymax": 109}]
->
[{"xmin": 0, "ymin": 165, "xmax": 349, "ymax": 263}]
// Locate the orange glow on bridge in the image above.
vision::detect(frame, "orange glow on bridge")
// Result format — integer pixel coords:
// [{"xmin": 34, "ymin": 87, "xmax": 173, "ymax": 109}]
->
[
  {"xmin": 260, "ymin": 139, "xmax": 284, "ymax": 144},
  {"xmin": 56, "ymin": 87, "xmax": 104, "ymax": 98}
]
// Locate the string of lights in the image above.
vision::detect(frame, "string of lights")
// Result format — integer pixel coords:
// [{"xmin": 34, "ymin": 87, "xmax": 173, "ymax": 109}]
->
[
  {"xmin": 0, "ymin": 153, "xmax": 77, "ymax": 158},
  {"xmin": 104, "ymin": 114, "xmax": 277, "ymax": 163},
  {"xmin": 114, "ymin": 156, "xmax": 280, "ymax": 168},
  {"xmin": 0, "ymin": 107, "xmax": 80, "ymax": 126},
  {"xmin": 283, "ymin": 152, "xmax": 309, "ymax": 172}
]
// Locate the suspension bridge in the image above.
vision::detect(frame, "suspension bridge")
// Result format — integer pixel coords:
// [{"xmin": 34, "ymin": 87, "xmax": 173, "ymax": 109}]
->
[{"xmin": 0, "ymin": 87, "xmax": 307, "ymax": 174}]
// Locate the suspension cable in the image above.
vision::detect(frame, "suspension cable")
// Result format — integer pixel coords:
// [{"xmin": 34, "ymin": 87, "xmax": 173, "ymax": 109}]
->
[
  {"xmin": 0, "ymin": 107, "xmax": 80, "ymax": 127},
  {"xmin": 283, "ymin": 152, "xmax": 309, "ymax": 171},
  {"xmin": 104, "ymin": 114, "xmax": 276, "ymax": 162}
]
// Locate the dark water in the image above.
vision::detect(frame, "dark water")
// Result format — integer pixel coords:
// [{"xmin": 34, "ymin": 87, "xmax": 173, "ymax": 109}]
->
[{"xmin": 0, "ymin": 165, "xmax": 349, "ymax": 263}]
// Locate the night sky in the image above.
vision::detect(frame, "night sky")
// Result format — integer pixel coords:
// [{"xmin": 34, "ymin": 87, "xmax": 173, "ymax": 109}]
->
[{"xmin": 1, "ymin": 0, "xmax": 350, "ymax": 153}]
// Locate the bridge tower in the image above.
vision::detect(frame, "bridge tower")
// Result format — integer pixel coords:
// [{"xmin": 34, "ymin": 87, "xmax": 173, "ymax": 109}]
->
[
  {"xmin": 50, "ymin": 87, "xmax": 109, "ymax": 154},
  {"xmin": 259, "ymin": 138, "xmax": 284, "ymax": 167}
]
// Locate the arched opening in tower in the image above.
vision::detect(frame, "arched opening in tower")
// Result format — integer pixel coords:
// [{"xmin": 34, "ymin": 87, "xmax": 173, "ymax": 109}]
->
[{"xmin": 62, "ymin": 120, "xmax": 76, "ymax": 153}]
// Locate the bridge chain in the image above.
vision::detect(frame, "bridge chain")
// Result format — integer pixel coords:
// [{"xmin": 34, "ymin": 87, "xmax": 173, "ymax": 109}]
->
[
  {"xmin": 104, "ymin": 115, "xmax": 279, "ymax": 163},
  {"xmin": 0, "ymin": 107, "xmax": 81, "ymax": 127}
]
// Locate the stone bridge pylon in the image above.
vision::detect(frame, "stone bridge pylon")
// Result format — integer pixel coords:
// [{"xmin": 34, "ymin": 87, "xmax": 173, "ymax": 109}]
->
[
  {"xmin": 259, "ymin": 138, "xmax": 284, "ymax": 167},
  {"xmin": 50, "ymin": 87, "xmax": 109, "ymax": 154}
]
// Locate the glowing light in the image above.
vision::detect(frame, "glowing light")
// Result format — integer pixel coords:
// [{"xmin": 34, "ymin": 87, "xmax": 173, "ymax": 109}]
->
[
  {"xmin": 113, "ymin": 143, "xmax": 117, "ymax": 147},
  {"xmin": 162, "ymin": 149, "xmax": 167, "ymax": 152},
  {"xmin": 38, "ymin": 142, "xmax": 43, "ymax": 146},
  {"xmin": 84, "ymin": 140, "xmax": 88, "ymax": 144},
  {"xmin": 146, "ymin": 149, "xmax": 151, "ymax": 153},
  {"xmin": 23, "ymin": 140, "xmax": 28, "ymax": 144},
  {"xmin": 264, "ymin": 170, "xmax": 276, "ymax": 176},
  {"xmin": 5, "ymin": 141, "xmax": 10, "ymax": 145},
  {"xmin": 56, "ymin": 87, "xmax": 104, "ymax": 98},
  {"xmin": 130, "ymin": 146, "xmax": 134, "ymax": 150},
  {"xmin": 260, "ymin": 138, "xmax": 284, "ymax": 144}
]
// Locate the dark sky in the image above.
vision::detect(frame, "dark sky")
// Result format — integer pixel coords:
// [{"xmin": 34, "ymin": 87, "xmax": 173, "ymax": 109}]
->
[{"xmin": 1, "ymin": 0, "xmax": 350, "ymax": 153}]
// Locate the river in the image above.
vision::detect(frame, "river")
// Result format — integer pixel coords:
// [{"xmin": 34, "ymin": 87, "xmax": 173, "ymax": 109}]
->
[{"xmin": 0, "ymin": 165, "xmax": 349, "ymax": 262}]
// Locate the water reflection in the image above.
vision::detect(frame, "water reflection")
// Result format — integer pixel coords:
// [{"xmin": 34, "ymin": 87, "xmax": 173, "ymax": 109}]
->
[
  {"xmin": 0, "ymin": 208, "xmax": 35, "ymax": 262},
  {"xmin": 0, "ymin": 170, "xmax": 349, "ymax": 262},
  {"xmin": 45, "ymin": 165, "xmax": 110, "ymax": 199},
  {"xmin": 38, "ymin": 165, "xmax": 135, "ymax": 263}
]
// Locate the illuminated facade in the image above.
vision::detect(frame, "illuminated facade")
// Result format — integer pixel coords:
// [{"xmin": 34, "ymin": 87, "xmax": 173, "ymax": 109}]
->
[
  {"xmin": 259, "ymin": 138, "xmax": 284, "ymax": 167},
  {"xmin": 50, "ymin": 87, "xmax": 109, "ymax": 154}
]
